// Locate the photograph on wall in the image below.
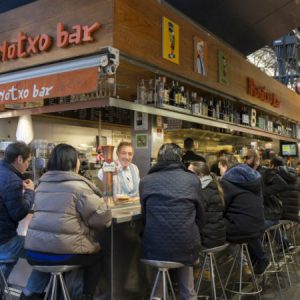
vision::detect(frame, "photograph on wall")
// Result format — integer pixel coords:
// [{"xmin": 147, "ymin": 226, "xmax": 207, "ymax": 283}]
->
[
  {"xmin": 134, "ymin": 111, "xmax": 148, "ymax": 131},
  {"xmin": 194, "ymin": 36, "xmax": 207, "ymax": 76},
  {"xmin": 218, "ymin": 50, "xmax": 230, "ymax": 85},
  {"xmin": 162, "ymin": 17, "xmax": 179, "ymax": 64},
  {"xmin": 136, "ymin": 133, "xmax": 148, "ymax": 149}
]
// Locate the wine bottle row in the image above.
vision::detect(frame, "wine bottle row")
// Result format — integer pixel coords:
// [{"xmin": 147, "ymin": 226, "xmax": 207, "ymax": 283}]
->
[{"xmin": 136, "ymin": 77, "xmax": 297, "ymax": 138}]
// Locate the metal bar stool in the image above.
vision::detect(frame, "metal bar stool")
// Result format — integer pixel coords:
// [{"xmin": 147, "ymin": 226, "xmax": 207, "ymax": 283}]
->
[
  {"xmin": 225, "ymin": 243, "xmax": 262, "ymax": 300},
  {"xmin": 262, "ymin": 225, "xmax": 283, "ymax": 296},
  {"xmin": 32, "ymin": 265, "xmax": 79, "ymax": 300},
  {"xmin": 195, "ymin": 243, "xmax": 228, "ymax": 300},
  {"xmin": 0, "ymin": 259, "xmax": 16, "ymax": 300},
  {"xmin": 141, "ymin": 259, "xmax": 184, "ymax": 300}
]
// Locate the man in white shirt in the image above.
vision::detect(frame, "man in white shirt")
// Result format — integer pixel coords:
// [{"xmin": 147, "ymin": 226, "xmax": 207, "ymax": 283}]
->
[{"xmin": 98, "ymin": 142, "xmax": 140, "ymax": 198}]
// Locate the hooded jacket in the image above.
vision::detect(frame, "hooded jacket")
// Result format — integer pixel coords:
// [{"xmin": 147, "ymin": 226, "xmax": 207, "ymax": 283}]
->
[
  {"xmin": 0, "ymin": 160, "xmax": 34, "ymax": 244},
  {"xmin": 262, "ymin": 168, "xmax": 287, "ymax": 220},
  {"xmin": 200, "ymin": 175, "xmax": 226, "ymax": 248},
  {"xmin": 139, "ymin": 161, "xmax": 205, "ymax": 265},
  {"xmin": 25, "ymin": 171, "xmax": 112, "ymax": 254},
  {"xmin": 221, "ymin": 164, "xmax": 265, "ymax": 242},
  {"xmin": 277, "ymin": 166, "xmax": 300, "ymax": 222}
]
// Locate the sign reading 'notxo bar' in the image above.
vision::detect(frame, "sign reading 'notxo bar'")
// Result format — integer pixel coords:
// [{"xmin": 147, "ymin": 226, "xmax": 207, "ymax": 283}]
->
[{"xmin": 0, "ymin": 22, "xmax": 101, "ymax": 63}]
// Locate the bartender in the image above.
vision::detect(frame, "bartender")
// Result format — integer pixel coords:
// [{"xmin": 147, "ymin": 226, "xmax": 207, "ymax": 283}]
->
[{"xmin": 98, "ymin": 141, "xmax": 140, "ymax": 198}]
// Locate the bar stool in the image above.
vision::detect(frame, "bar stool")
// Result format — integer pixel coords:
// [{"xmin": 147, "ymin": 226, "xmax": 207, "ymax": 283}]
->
[
  {"xmin": 225, "ymin": 243, "xmax": 262, "ymax": 299},
  {"xmin": 195, "ymin": 243, "xmax": 228, "ymax": 300},
  {"xmin": 141, "ymin": 259, "xmax": 184, "ymax": 300},
  {"xmin": 262, "ymin": 224, "xmax": 283, "ymax": 296},
  {"xmin": 0, "ymin": 258, "xmax": 16, "ymax": 300},
  {"xmin": 32, "ymin": 265, "xmax": 79, "ymax": 300}
]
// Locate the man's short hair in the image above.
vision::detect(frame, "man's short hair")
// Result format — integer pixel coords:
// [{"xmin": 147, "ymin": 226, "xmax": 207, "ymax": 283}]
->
[
  {"xmin": 184, "ymin": 138, "xmax": 194, "ymax": 150},
  {"xmin": 4, "ymin": 142, "xmax": 31, "ymax": 164},
  {"xmin": 158, "ymin": 143, "xmax": 182, "ymax": 162},
  {"xmin": 270, "ymin": 157, "xmax": 284, "ymax": 167}
]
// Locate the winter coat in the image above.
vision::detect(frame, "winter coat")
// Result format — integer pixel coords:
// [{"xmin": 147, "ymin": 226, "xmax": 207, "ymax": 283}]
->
[
  {"xmin": 25, "ymin": 171, "xmax": 112, "ymax": 254},
  {"xmin": 277, "ymin": 166, "xmax": 300, "ymax": 222},
  {"xmin": 221, "ymin": 164, "xmax": 265, "ymax": 242},
  {"xmin": 0, "ymin": 160, "xmax": 34, "ymax": 244},
  {"xmin": 139, "ymin": 161, "xmax": 205, "ymax": 265},
  {"xmin": 262, "ymin": 168, "xmax": 287, "ymax": 221},
  {"xmin": 200, "ymin": 175, "xmax": 226, "ymax": 248}
]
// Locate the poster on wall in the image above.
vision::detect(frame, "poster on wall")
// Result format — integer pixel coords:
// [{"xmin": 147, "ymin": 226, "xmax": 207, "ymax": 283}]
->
[
  {"xmin": 136, "ymin": 133, "xmax": 148, "ymax": 149},
  {"xmin": 194, "ymin": 36, "xmax": 207, "ymax": 76},
  {"xmin": 162, "ymin": 17, "xmax": 179, "ymax": 64},
  {"xmin": 218, "ymin": 50, "xmax": 230, "ymax": 85}
]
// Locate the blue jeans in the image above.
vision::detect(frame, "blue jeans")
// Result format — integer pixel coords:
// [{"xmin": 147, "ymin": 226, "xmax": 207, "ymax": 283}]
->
[{"xmin": 0, "ymin": 236, "xmax": 49, "ymax": 295}]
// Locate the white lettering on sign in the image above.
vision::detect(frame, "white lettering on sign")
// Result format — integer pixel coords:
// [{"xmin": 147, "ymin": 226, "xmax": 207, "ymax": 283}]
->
[{"xmin": 0, "ymin": 84, "xmax": 54, "ymax": 102}]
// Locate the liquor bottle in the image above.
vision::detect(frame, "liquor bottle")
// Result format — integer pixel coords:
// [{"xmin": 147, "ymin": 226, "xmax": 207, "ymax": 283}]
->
[
  {"xmin": 163, "ymin": 77, "xmax": 169, "ymax": 105},
  {"xmin": 180, "ymin": 86, "xmax": 186, "ymax": 108},
  {"xmin": 169, "ymin": 81, "xmax": 176, "ymax": 106},
  {"xmin": 157, "ymin": 77, "xmax": 164, "ymax": 106},
  {"xmin": 147, "ymin": 79, "xmax": 154, "ymax": 105},
  {"xmin": 137, "ymin": 79, "xmax": 146, "ymax": 104},
  {"xmin": 202, "ymin": 97, "xmax": 208, "ymax": 116},
  {"xmin": 175, "ymin": 82, "xmax": 181, "ymax": 106},
  {"xmin": 215, "ymin": 99, "xmax": 220, "ymax": 119},
  {"xmin": 208, "ymin": 99, "xmax": 215, "ymax": 117},
  {"xmin": 191, "ymin": 92, "xmax": 199, "ymax": 114}
]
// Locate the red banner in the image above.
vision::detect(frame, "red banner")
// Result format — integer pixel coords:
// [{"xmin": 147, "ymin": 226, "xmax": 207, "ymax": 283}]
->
[{"xmin": 0, "ymin": 67, "xmax": 98, "ymax": 104}]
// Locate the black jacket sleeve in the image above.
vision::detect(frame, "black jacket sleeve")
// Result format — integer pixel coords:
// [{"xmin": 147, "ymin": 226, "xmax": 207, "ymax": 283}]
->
[{"xmin": 3, "ymin": 177, "xmax": 34, "ymax": 223}]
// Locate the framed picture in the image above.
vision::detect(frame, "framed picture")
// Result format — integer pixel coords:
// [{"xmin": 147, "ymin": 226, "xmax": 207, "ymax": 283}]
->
[
  {"xmin": 218, "ymin": 50, "xmax": 230, "ymax": 85},
  {"xmin": 162, "ymin": 17, "xmax": 179, "ymax": 64},
  {"xmin": 134, "ymin": 111, "xmax": 148, "ymax": 131},
  {"xmin": 136, "ymin": 133, "xmax": 148, "ymax": 149},
  {"xmin": 194, "ymin": 36, "xmax": 207, "ymax": 76}
]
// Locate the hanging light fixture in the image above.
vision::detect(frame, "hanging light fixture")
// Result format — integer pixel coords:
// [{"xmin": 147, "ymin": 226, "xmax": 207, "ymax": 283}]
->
[{"xmin": 16, "ymin": 114, "xmax": 34, "ymax": 144}]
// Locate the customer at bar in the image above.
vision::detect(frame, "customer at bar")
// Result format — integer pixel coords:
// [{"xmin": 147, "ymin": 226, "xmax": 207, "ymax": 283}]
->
[
  {"xmin": 98, "ymin": 141, "xmax": 140, "ymax": 198},
  {"xmin": 182, "ymin": 137, "xmax": 206, "ymax": 168},
  {"xmin": 221, "ymin": 163, "xmax": 269, "ymax": 275},
  {"xmin": 24, "ymin": 144, "xmax": 112, "ymax": 300},
  {"xmin": 140, "ymin": 143, "xmax": 205, "ymax": 300},
  {"xmin": 188, "ymin": 161, "xmax": 226, "ymax": 248},
  {"xmin": 0, "ymin": 142, "xmax": 46, "ymax": 300}
]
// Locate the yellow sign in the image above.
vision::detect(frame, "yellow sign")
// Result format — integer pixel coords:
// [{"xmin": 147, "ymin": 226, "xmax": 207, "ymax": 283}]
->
[{"xmin": 162, "ymin": 17, "xmax": 179, "ymax": 64}]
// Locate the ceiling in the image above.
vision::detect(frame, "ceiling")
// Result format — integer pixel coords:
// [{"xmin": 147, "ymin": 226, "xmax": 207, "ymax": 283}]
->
[{"xmin": 165, "ymin": 0, "xmax": 300, "ymax": 55}]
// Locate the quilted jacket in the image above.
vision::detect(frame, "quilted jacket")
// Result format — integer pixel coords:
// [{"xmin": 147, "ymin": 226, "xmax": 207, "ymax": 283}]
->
[
  {"xmin": 25, "ymin": 171, "xmax": 112, "ymax": 254},
  {"xmin": 139, "ymin": 161, "xmax": 205, "ymax": 265},
  {"xmin": 0, "ymin": 160, "xmax": 34, "ymax": 244}
]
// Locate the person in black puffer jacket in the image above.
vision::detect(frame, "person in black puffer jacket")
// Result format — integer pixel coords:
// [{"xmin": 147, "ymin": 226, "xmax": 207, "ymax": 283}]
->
[
  {"xmin": 140, "ymin": 143, "xmax": 205, "ymax": 300},
  {"xmin": 262, "ymin": 157, "xmax": 287, "ymax": 224},
  {"xmin": 188, "ymin": 161, "xmax": 226, "ymax": 248},
  {"xmin": 221, "ymin": 164, "xmax": 269, "ymax": 275},
  {"xmin": 277, "ymin": 165, "xmax": 300, "ymax": 222}
]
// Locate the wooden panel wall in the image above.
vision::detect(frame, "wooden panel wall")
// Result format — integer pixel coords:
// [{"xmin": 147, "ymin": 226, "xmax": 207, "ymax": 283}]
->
[
  {"xmin": 114, "ymin": 0, "xmax": 300, "ymax": 122},
  {"xmin": 0, "ymin": 0, "xmax": 113, "ymax": 73}
]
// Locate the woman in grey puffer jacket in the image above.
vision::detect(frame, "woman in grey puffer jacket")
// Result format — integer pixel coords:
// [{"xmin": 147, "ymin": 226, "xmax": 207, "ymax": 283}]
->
[{"xmin": 24, "ymin": 144, "xmax": 112, "ymax": 300}]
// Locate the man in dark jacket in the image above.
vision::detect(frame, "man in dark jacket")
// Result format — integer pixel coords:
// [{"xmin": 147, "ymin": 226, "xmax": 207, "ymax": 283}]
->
[
  {"xmin": 140, "ymin": 143, "xmax": 205, "ymax": 300},
  {"xmin": 182, "ymin": 137, "xmax": 206, "ymax": 168},
  {"xmin": 221, "ymin": 164, "xmax": 269, "ymax": 275},
  {"xmin": 0, "ymin": 142, "xmax": 44, "ymax": 299}
]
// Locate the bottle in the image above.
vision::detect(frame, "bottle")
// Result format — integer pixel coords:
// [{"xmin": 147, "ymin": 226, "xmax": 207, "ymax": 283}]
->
[
  {"xmin": 169, "ymin": 81, "xmax": 176, "ymax": 106},
  {"xmin": 157, "ymin": 77, "xmax": 164, "ymax": 106},
  {"xmin": 137, "ymin": 79, "xmax": 146, "ymax": 104},
  {"xmin": 191, "ymin": 92, "xmax": 199, "ymax": 114},
  {"xmin": 163, "ymin": 77, "xmax": 169, "ymax": 105},
  {"xmin": 208, "ymin": 99, "xmax": 214, "ymax": 117},
  {"xmin": 147, "ymin": 79, "xmax": 154, "ymax": 105},
  {"xmin": 180, "ymin": 86, "xmax": 186, "ymax": 108},
  {"xmin": 175, "ymin": 82, "xmax": 181, "ymax": 106}
]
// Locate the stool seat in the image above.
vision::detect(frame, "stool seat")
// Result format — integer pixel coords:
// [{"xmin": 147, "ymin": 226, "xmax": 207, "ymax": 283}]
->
[
  {"xmin": 141, "ymin": 259, "xmax": 183, "ymax": 299},
  {"xmin": 140, "ymin": 259, "xmax": 184, "ymax": 269},
  {"xmin": 33, "ymin": 265, "xmax": 79, "ymax": 300},
  {"xmin": 33, "ymin": 265, "xmax": 79, "ymax": 273},
  {"xmin": 0, "ymin": 259, "xmax": 16, "ymax": 264},
  {"xmin": 202, "ymin": 243, "xmax": 229, "ymax": 254}
]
